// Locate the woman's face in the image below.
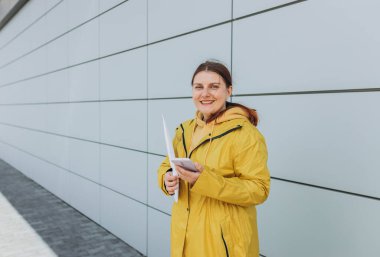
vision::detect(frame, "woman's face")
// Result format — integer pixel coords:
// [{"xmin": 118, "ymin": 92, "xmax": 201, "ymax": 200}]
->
[{"xmin": 192, "ymin": 71, "xmax": 232, "ymax": 120}]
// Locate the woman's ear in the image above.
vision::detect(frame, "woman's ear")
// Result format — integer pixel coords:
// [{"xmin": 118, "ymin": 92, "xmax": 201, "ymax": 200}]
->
[{"xmin": 227, "ymin": 86, "xmax": 233, "ymax": 97}]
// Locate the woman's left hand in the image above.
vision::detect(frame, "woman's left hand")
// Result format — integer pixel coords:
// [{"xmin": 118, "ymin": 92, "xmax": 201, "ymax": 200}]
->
[{"xmin": 175, "ymin": 162, "xmax": 204, "ymax": 186}]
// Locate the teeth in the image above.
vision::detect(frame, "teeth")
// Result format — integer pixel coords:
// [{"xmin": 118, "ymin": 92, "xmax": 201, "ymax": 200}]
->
[{"xmin": 201, "ymin": 100, "xmax": 213, "ymax": 104}]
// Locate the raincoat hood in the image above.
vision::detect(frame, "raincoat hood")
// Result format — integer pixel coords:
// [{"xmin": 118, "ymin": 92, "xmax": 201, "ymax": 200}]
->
[
  {"xmin": 195, "ymin": 106, "xmax": 250, "ymax": 127},
  {"xmin": 191, "ymin": 107, "xmax": 250, "ymax": 164}
]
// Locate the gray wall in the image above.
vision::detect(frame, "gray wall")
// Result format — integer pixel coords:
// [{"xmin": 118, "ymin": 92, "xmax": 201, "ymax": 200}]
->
[{"xmin": 0, "ymin": 0, "xmax": 379, "ymax": 256}]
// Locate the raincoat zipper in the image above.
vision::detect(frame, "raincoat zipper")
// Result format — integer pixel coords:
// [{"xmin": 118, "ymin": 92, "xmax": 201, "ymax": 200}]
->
[
  {"xmin": 221, "ymin": 232, "xmax": 230, "ymax": 257},
  {"xmin": 179, "ymin": 123, "xmax": 242, "ymax": 251},
  {"xmin": 179, "ymin": 124, "xmax": 242, "ymax": 158},
  {"xmin": 180, "ymin": 124, "xmax": 188, "ymax": 157}
]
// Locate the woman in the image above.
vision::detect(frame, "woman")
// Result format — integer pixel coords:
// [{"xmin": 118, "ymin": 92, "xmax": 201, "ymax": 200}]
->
[{"xmin": 157, "ymin": 61, "xmax": 270, "ymax": 257}]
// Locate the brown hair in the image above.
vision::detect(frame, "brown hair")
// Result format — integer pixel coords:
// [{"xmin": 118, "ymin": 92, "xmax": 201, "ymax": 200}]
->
[{"xmin": 191, "ymin": 60, "xmax": 259, "ymax": 126}]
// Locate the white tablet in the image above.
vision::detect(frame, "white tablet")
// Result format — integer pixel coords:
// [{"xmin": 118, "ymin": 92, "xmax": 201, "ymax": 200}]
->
[{"xmin": 171, "ymin": 158, "xmax": 198, "ymax": 172}]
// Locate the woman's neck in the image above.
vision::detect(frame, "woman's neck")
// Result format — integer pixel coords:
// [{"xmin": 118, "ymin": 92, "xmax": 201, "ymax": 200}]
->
[{"xmin": 202, "ymin": 105, "xmax": 226, "ymax": 122}]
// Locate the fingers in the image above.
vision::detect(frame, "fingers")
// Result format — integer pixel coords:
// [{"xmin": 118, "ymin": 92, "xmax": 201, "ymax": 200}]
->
[
  {"xmin": 175, "ymin": 166, "xmax": 187, "ymax": 178},
  {"xmin": 166, "ymin": 177, "xmax": 178, "ymax": 187},
  {"xmin": 175, "ymin": 165, "xmax": 200, "ymax": 186},
  {"xmin": 176, "ymin": 165, "xmax": 193, "ymax": 179},
  {"xmin": 167, "ymin": 184, "xmax": 178, "ymax": 195},
  {"xmin": 166, "ymin": 183, "xmax": 178, "ymax": 195},
  {"xmin": 165, "ymin": 172, "xmax": 179, "ymax": 195},
  {"xmin": 165, "ymin": 171, "xmax": 177, "ymax": 181},
  {"xmin": 165, "ymin": 164, "xmax": 202, "ymax": 194},
  {"xmin": 194, "ymin": 162, "xmax": 204, "ymax": 173}
]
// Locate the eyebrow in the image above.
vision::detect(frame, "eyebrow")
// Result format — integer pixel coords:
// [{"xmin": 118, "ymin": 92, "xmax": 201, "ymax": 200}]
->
[{"xmin": 192, "ymin": 82, "xmax": 221, "ymax": 85}]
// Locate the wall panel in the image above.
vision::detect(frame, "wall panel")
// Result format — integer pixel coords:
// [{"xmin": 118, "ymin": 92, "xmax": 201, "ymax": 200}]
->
[
  {"xmin": 64, "ymin": 171, "xmax": 100, "ymax": 223},
  {"xmin": 45, "ymin": 133, "xmax": 69, "ymax": 170},
  {"xmin": 67, "ymin": 0, "xmax": 99, "ymax": 29},
  {"xmin": 233, "ymin": 0, "xmax": 295, "ymax": 18},
  {"xmin": 100, "ymin": 186, "xmax": 147, "ymax": 255},
  {"xmin": 31, "ymin": 159, "xmax": 65, "ymax": 200},
  {"xmin": 148, "ymin": 24, "xmax": 231, "ymax": 98},
  {"xmin": 259, "ymin": 179, "xmax": 380, "ymax": 257},
  {"xmin": 233, "ymin": 0, "xmax": 380, "ymax": 94},
  {"xmin": 46, "ymin": 103, "xmax": 69, "ymax": 135},
  {"xmin": 22, "ymin": 76, "xmax": 47, "ymax": 104},
  {"xmin": 148, "ymin": 0, "xmax": 231, "ymax": 42},
  {"xmin": 99, "ymin": 0, "xmax": 126, "ymax": 13},
  {"xmin": 68, "ymin": 19, "xmax": 99, "ymax": 65},
  {"xmin": 20, "ymin": 13, "xmax": 47, "ymax": 55},
  {"xmin": 147, "ymin": 208, "xmax": 171, "ymax": 257},
  {"xmin": 236, "ymin": 92, "xmax": 380, "ymax": 198},
  {"xmin": 0, "ymin": 76, "xmax": 46, "ymax": 104},
  {"xmin": 99, "ymin": 0, "xmax": 147, "ymax": 56},
  {"xmin": 67, "ymin": 102, "xmax": 99, "ymax": 141},
  {"xmin": 68, "ymin": 61, "xmax": 99, "ymax": 102},
  {"xmin": 45, "ymin": 0, "xmax": 68, "ymax": 40},
  {"xmin": 46, "ymin": 35, "xmax": 68, "ymax": 72},
  {"xmin": 68, "ymin": 139, "xmax": 100, "ymax": 183},
  {"xmin": 0, "ymin": 125, "xmax": 47, "ymax": 162},
  {"xmin": 0, "ymin": 105, "xmax": 46, "ymax": 131},
  {"xmin": 99, "ymin": 47, "xmax": 147, "ymax": 100},
  {"xmin": 100, "ymin": 145, "xmax": 147, "ymax": 203},
  {"xmin": 100, "ymin": 101, "xmax": 147, "ymax": 151},
  {"xmin": 46, "ymin": 70, "xmax": 69, "ymax": 102}
]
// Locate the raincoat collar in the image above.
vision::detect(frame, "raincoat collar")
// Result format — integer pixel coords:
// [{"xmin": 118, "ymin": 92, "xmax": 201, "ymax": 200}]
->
[{"xmin": 180, "ymin": 107, "xmax": 248, "ymax": 157}]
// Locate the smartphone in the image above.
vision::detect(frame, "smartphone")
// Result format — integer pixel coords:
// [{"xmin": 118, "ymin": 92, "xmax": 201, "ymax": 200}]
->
[{"xmin": 171, "ymin": 158, "xmax": 198, "ymax": 172}]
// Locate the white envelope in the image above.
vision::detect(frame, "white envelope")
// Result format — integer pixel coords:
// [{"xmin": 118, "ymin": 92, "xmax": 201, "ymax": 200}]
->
[{"xmin": 162, "ymin": 115, "xmax": 179, "ymax": 202}]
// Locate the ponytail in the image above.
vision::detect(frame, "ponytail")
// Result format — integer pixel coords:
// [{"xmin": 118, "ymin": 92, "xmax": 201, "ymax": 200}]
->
[
  {"xmin": 205, "ymin": 101, "xmax": 259, "ymax": 127},
  {"xmin": 226, "ymin": 102, "xmax": 259, "ymax": 126}
]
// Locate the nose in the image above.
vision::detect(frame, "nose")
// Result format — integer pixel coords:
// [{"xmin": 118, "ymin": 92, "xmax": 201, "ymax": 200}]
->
[{"xmin": 200, "ymin": 87, "xmax": 211, "ymax": 97}]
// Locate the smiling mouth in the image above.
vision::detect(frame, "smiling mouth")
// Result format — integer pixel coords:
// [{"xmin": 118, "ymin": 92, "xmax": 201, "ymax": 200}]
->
[{"xmin": 200, "ymin": 100, "xmax": 215, "ymax": 105}]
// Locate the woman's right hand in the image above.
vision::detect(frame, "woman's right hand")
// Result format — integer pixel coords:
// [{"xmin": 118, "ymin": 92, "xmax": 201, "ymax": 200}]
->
[{"xmin": 164, "ymin": 171, "xmax": 179, "ymax": 195}]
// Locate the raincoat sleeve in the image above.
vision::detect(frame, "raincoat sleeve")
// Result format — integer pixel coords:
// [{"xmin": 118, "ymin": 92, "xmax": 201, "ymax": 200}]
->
[
  {"xmin": 157, "ymin": 156, "xmax": 172, "ymax": 196},
  {"xmin": 191, "ymin": 129, "xmax": 270, "ymax": 207},
  {"xmin": 157, "ymin": 127, "xmax": 180, "ymax": 196}
]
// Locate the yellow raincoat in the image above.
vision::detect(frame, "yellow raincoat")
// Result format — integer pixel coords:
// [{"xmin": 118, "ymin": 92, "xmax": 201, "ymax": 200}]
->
[{"xmin": 158, "ymin": 107, "xmax": 270, "ymax": 257}]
